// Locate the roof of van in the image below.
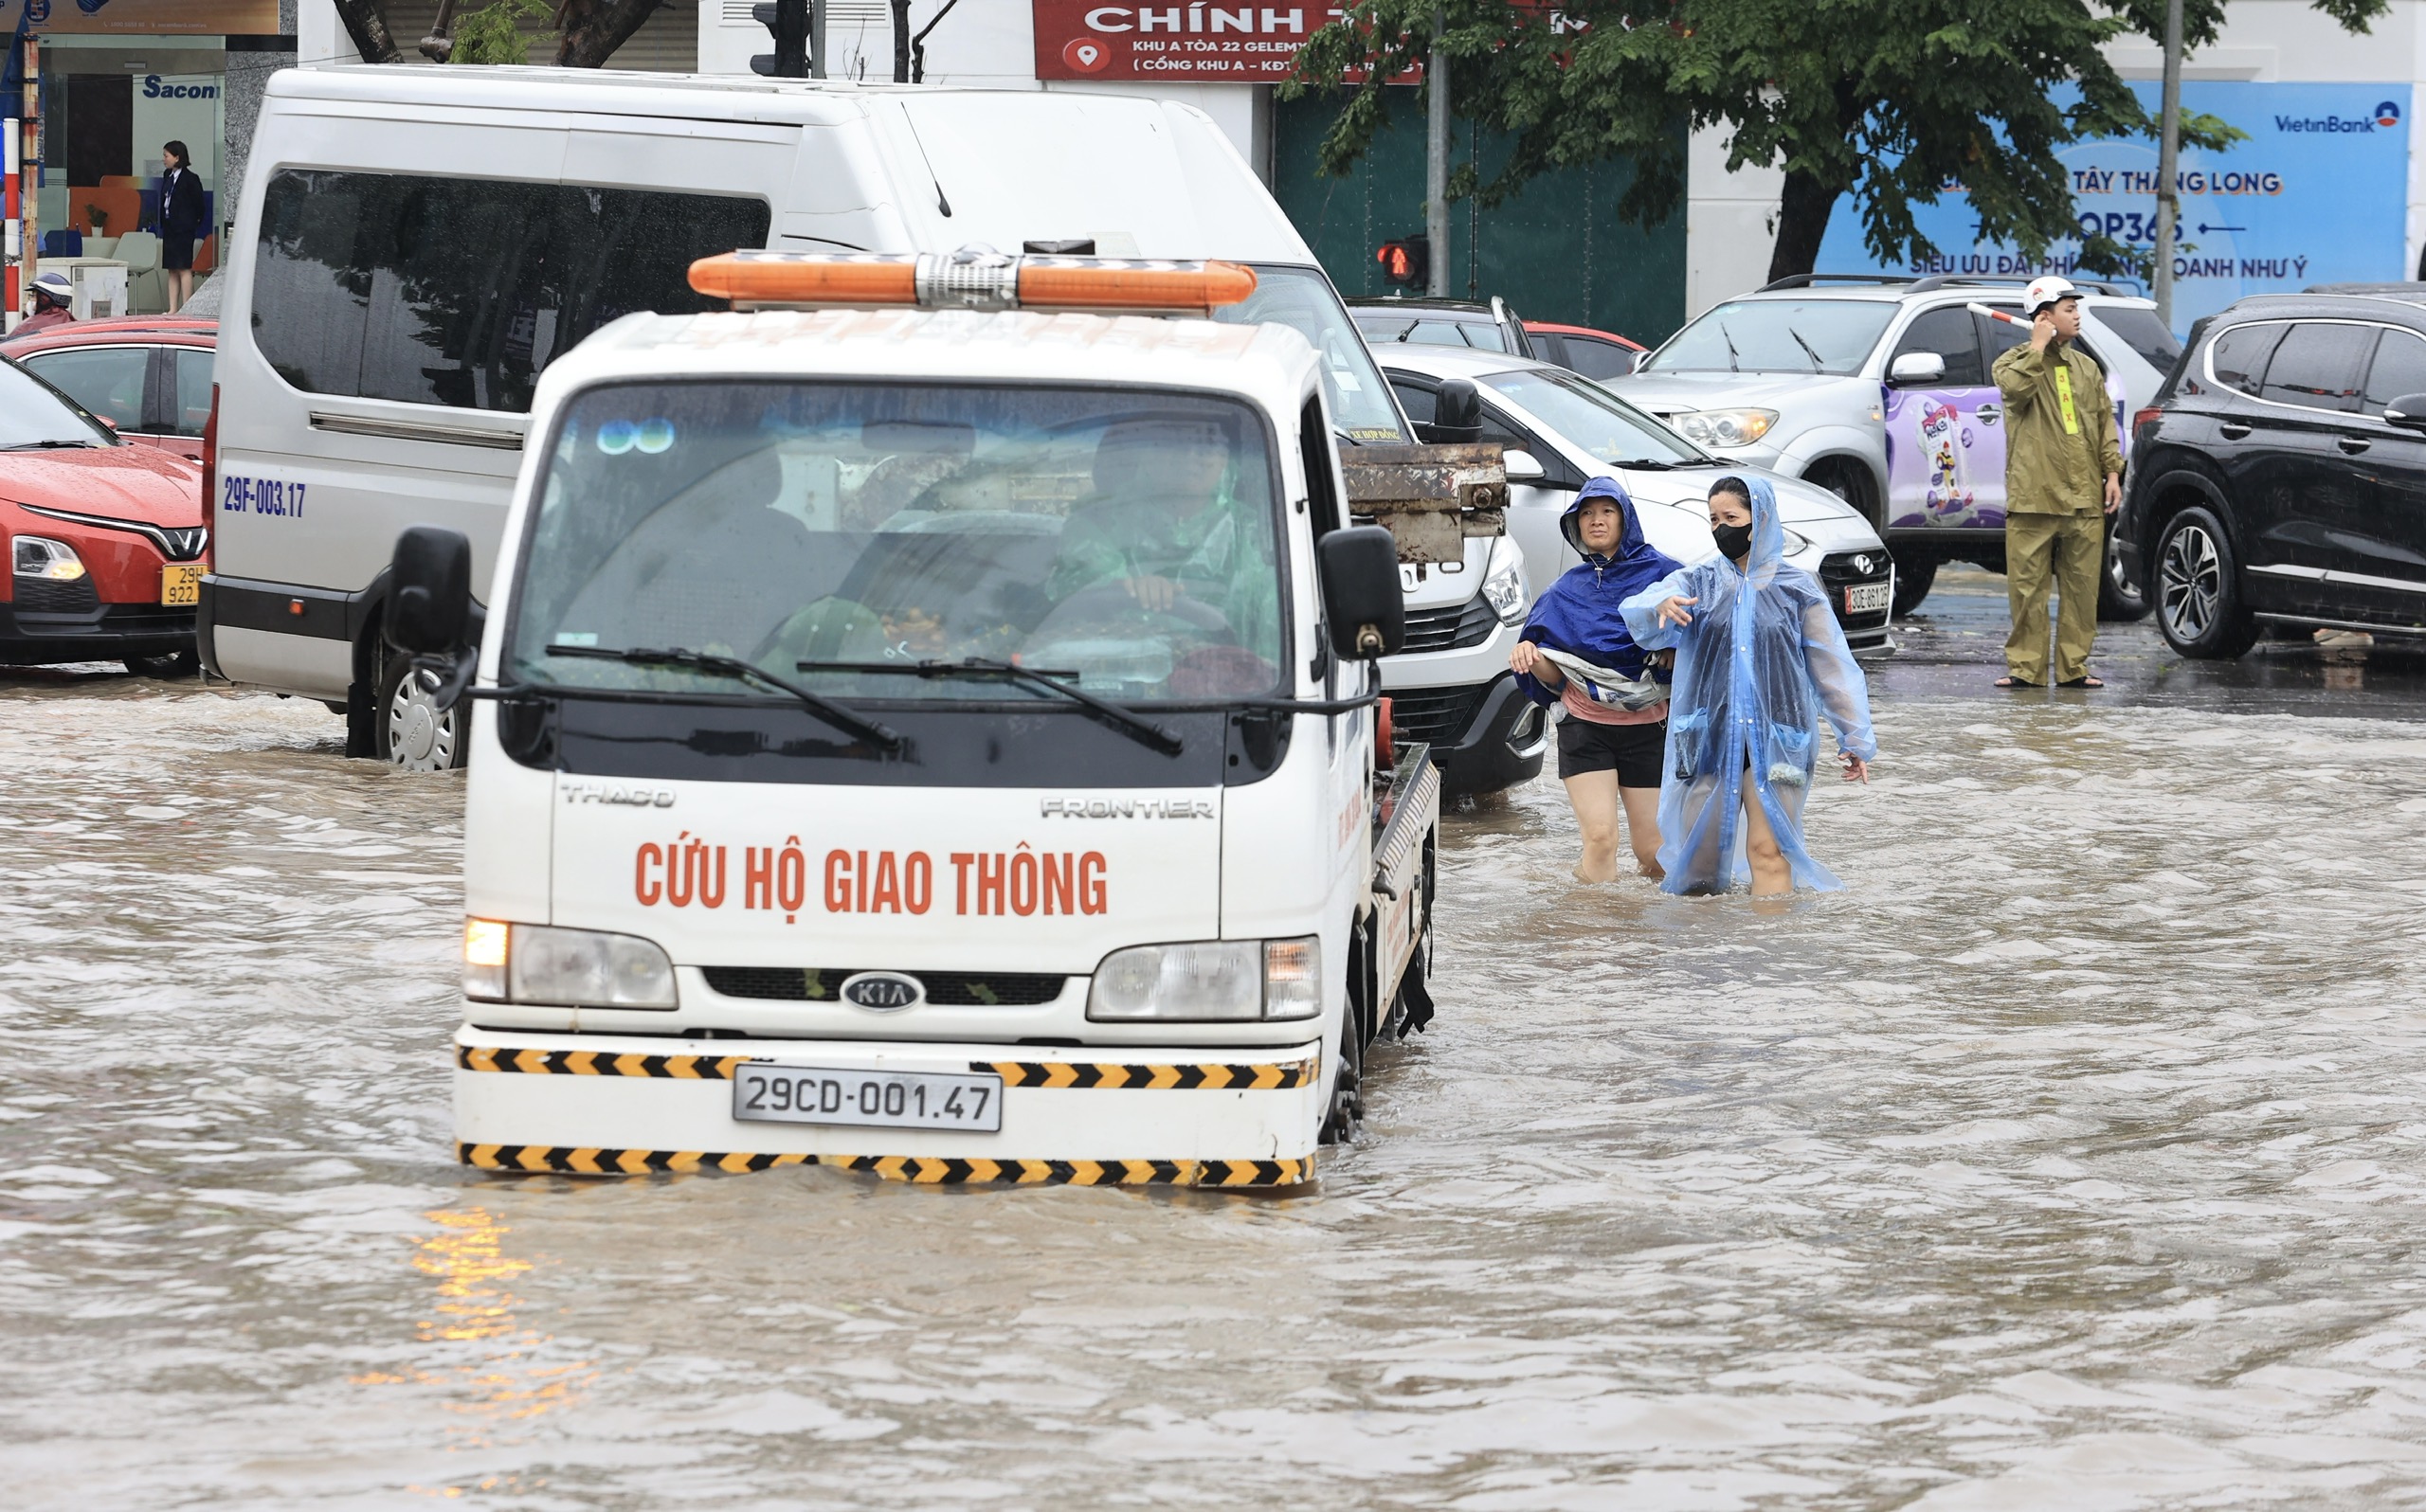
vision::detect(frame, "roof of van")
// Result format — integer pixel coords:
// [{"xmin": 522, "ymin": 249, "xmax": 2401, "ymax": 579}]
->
[
  {"xmin": 264, "ymin": 66, "xmax": 1316, "ymax": 265},
  {"xmin": 537, "ymin": 308, "xmax": 1319, "ymax": 417}
]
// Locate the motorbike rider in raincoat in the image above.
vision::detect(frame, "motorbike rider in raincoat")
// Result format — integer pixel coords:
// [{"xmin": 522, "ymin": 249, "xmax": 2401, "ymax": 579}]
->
[
  {"xmin": 1620, "ymin": 476, "xmax": 1877, "ymax": 897},
  {"xmin": 1510, "ymin": 477, "xmax": 1682, "ymax": 882}
]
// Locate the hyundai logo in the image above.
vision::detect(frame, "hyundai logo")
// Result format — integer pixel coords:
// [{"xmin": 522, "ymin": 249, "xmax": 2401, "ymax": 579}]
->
[{"xmin": 840, "ymin": 971, "xmax": 924, "ymax": 1012}]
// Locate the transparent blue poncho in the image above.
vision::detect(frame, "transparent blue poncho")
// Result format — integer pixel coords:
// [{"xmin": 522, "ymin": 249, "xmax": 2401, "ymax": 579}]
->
[{"xmin": 1620, "ymin": 477, "xmax": 1878, "ymax": 894}]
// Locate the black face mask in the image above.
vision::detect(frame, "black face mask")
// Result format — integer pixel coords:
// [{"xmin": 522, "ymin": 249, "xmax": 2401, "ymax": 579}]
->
[{"xmin": 1711, "ymin": 521, "xmax": 1754, "ymax": 560}]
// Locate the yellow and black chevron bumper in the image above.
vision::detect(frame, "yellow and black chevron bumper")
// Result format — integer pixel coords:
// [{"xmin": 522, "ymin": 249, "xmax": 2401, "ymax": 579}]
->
[
  {"xmin": 457, "ymin": 1143, "xmax": 1311, "ymax": 1187},
  {"xmin": 453, "ymin": 1029, "xmax": 1326, "ymax": 1189}
]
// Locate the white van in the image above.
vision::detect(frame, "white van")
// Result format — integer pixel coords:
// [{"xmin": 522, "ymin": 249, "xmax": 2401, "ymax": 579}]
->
[
  {"xmin": 383, "ymin": 251, "xmax": 1443, "ymax": 1182},
  {"xmin": 200, "ymin": 66, "xmax": 1535, "ymax": 787}
]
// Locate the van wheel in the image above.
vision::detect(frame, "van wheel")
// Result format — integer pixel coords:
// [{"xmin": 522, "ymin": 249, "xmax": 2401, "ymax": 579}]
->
[
  {"xmin": 1890, "ymin": 558, "xmax": 1937, "ymax": 618},
  {"xmin": 2153, "ymin": 507, "xmax": 2259, "ymax": 658},
  {"xmin": 124, "ymin": 649, "xmax": 199, "ymax": 678},
  {"xmin": 375, "ymin": 649, "xmax": 464, "ymax": 771},
  {"xmin": 2097, "ymin": 523, "xmax": 2151, "ymax": 621}
]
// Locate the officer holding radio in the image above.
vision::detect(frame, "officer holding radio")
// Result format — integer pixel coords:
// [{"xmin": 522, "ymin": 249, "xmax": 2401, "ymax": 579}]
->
[{"xmin": 1992, "ymin": 276, "xmax": 2124, "ymax": 690}]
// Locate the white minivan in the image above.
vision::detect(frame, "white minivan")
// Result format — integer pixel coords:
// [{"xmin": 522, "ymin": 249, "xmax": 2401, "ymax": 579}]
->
[{"xmin": 202, "ymin": 65, "xmax": 1532, "ymax": 784}]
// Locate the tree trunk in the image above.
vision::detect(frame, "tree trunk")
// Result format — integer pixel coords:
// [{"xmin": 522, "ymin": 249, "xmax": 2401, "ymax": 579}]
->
[
  {"xmin": 552, "ymin": 0, "xmax": 665, "ymax": 67},
  {"xmin": 1765, "ymin": 165, "xmax": 1842, "ymax": 286},
  {"xmin": 331, "ymin": 0, "xmax": 404, "ymax": 63},
  {"xmin": 893, "ymin": 0, "xmax": 913, "ymax": 82}
]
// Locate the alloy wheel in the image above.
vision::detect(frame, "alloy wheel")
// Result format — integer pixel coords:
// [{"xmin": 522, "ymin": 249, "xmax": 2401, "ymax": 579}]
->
[{"xmin": 2159, "ymin": 523, "xmax": 2221, "ymax": 642}]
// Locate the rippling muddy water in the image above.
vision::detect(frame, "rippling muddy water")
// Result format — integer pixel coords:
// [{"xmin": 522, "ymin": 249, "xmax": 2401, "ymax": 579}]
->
[{"xmin": 7, "ymin": 655, "xmax": 2426, "ymax": 1508}]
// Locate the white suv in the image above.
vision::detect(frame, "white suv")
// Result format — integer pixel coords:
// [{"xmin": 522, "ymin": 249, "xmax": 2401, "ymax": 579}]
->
[{"xmin": 1612, "ymin": 275, "xmax": 2182, "ymax": 615}]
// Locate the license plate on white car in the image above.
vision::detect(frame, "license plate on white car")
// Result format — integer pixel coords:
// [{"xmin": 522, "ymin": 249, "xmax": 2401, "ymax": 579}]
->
[
  {"xmin": 733, "ymin": 1063, "xmax": 1003, "ymax": 1132},
  {"xmin": 1845, "ymin": 582, "xmax": 1891, "ymax": 615}
]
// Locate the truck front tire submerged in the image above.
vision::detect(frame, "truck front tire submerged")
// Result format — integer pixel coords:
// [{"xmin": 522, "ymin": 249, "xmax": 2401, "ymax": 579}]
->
[{"xmin": 374, "ymin": 649, "xmax": 465, "ymax": 771}]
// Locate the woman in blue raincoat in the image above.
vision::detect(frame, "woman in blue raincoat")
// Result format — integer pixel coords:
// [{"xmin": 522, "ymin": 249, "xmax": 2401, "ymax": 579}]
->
[
  {"xmin": 1620, "ymin": 476, "xmax": 1877, "ymax": 897},
  {"xmin": 1509, "ymin": 476, "xmax": 1680, "ymax": 882}
]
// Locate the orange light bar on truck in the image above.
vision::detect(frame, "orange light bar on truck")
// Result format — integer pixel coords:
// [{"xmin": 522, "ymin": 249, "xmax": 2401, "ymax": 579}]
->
[{"xmin": 687, "ymin": 249, "xmax": 1258, "ymax": 315}]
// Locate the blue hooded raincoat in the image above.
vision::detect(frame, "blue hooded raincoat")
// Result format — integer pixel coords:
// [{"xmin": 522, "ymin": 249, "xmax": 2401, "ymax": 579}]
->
[
  {"xmin": 1513, "ymin": 476, "xmax": 1682, "ymax": 708},
  {"xmin": 1620, "ymin": 476, "xmax": 1878, "ymax": 894}
]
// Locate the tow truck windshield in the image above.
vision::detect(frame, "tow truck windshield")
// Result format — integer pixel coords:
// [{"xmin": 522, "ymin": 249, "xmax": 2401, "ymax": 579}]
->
[{"xmin": 507, "ymin": 381, "xmax": 1288, "ymax": 706}]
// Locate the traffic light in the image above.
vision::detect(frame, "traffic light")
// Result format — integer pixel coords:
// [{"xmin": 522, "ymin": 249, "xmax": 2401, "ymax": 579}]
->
[
  {"xmin": 1376, "ymin": 235, "xmax": 1428, "ymax": 289},
  {"xmin": 751, "ymin": 0, "xmax": 809, "ymax": 78}
]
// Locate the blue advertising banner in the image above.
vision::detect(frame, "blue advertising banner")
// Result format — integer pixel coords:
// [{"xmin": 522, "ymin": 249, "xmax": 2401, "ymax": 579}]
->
[{"xmin": 1813, "ymin": 81, "xmax": 2413, "ymax": 334}]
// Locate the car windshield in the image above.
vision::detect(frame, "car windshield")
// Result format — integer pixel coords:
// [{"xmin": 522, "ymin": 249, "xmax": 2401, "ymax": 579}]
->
[
  {"xmin": 0, "ymin": 358, "xmax": 120, "ymax": 448},
  {"xmin": 1483, "ymin": 368, "xmax": 1708, "ymax": 465},
  {"xmin": 1354, "ymin": 312, "xmax": 1512, "ymax": 353},
  {"xmin": 1210, "ymin": 265, "xmax": 1409, "ymax": 441},
  {"xmin": 508, "ymin": 381, "xmax": 1286, "ymax": 705},
  {"xmin": 1641, "ymin": 298, "xmax": 1899, "ymax": 375}
]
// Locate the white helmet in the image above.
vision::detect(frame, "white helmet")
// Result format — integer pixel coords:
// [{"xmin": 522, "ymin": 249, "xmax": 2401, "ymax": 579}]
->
[
  {"xmin": 2024, "ymin": 275, "xmax": 2080, "ymax": 315},
  {"xmin": 30, "ymin": 269, "xmax": 73, "ymax": 307}
]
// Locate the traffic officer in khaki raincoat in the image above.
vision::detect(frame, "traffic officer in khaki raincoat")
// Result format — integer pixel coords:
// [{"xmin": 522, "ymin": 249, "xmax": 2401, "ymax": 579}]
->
[{"xmin": 1992, "ymin": 276, "xmax": 2124, "ymax": 689}]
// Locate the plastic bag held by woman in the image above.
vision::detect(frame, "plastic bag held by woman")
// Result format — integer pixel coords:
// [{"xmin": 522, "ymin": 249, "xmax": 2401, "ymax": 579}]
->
[{"xmin": 1620, "ymin": 475, "xmax": 1877, "ymax": 895}]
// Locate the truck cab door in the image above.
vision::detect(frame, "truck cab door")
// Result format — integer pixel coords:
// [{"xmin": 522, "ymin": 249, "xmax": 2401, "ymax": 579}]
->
[{"xmin": 1882, "ymin": 305, "xmax": 2000, "ymax": 530}]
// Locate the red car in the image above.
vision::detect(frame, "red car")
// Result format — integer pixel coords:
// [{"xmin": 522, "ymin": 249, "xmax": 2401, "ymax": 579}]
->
[
  {"xmin": 1523, "ymin": 320, "xmax": 1648, "ymax": 380},
  {"xmin": 0, "ymin": 315, "xmax": 217, "ymax": 460},
  {"xmin": 0, "ymin": 354, "xmax": 208, "ymax": 673}
]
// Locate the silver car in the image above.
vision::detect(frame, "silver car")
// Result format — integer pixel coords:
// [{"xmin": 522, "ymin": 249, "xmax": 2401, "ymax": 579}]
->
[
  {"xmin": 1610, "ymin": 274, "xmax": 2182, "ymax": 616},
  {"xmin": 1376, "ymin": 345, "xmax": 1897, "ymax": 653}
]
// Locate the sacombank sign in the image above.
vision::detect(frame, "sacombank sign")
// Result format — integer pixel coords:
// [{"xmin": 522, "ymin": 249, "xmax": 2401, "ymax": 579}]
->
[{"xmin": 2275, "ymin": 102, "xmax": 2398, "ymax": 134}]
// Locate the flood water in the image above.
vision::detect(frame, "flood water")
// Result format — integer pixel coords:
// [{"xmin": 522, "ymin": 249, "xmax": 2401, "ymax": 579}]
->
[{"xmin": 7, "ymin": 627, "xmax": 2426, "ymax": 1507}]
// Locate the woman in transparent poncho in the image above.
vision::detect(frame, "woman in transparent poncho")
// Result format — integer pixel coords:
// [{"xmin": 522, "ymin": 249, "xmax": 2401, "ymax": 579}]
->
[{"xmin": 1620, "ymin": 476, "xmax": 1877, "ymax": 897}]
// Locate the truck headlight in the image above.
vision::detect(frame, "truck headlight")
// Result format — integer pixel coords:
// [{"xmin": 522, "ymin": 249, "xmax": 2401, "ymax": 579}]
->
[
  {"xmin": 1674, "ymin": 408, "xmax": 1777, "ymax": 448},
  {"xmin": 1480, "ymin": 541, "xmax": 1527, "ymax": 625},
  {"xmin": 462, "ymin": 918, "xmax": 678, "ymax": 1009},
  {"xmin": 1087, "ymin": 936, "xmax": 1323, "ymax": 1021},
  {"xmin": 12, "ymin": 536, "xmax": 86, "ymax": 581}
]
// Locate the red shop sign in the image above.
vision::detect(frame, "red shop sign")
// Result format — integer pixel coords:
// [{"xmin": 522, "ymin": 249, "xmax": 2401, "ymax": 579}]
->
[{"xmin": 1032, "ymin": 0, "xmax": 1349, "ymax": 81}]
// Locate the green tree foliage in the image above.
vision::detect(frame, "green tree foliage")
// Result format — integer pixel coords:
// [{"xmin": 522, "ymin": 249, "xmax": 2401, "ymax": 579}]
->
[
  {"xmin": 449, "ymin": 0, "xmax": 556, "ymax": 65},
  {"xmin": 1287, "ymin": 0, "xmax": 2384, "ymax": 284}
]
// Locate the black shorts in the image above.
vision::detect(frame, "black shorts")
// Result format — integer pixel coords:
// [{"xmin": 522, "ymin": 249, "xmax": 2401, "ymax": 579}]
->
[{"xmin": 1556, "ymin": 715, "xmax": 1667, "ymax": 786}]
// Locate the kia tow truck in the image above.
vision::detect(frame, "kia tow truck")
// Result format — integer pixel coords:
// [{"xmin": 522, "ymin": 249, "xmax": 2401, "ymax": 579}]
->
[{"xmin": 388, "ymin": 251, "xmax": 1490, "ymax": 1188}]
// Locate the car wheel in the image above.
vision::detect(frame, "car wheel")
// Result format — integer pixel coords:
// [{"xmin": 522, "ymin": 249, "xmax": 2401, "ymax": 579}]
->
[
  {"xmin": 374, "ymin": 647, "xmax": 464, "ymax": 771},
  {"xmin": 1890, "ymin": 558, "xmax": 1937, "ymax": 618},
  {"xmin": 1806, "ymin": 459, "xmax": 1881, "ymax": 532},
  {"xmin": 2096, "ymin": 522, "xmax": 2151, "ymax": 622},
  {"xmin": 124, "ymin": 649, "xmax": 199, "ymax": 678},
  {"xmin": 2152, "ymin": 507, "xmax": 2259, "ymax": 658}
]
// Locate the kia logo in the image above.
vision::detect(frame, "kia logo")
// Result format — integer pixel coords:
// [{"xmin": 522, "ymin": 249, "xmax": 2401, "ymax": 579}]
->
[{"xmin": 840, "ymin": 971, "xmax": 924, "ymax": 1012}]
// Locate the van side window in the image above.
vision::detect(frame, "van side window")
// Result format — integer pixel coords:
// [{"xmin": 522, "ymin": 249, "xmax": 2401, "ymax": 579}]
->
[
  {"xmin": 250, "ymin": 170, "xmax": 770, "ymax": 413},
  {"xmin": 1301, "ymin": 396, "xmax": 1344, "ymax": 538}
]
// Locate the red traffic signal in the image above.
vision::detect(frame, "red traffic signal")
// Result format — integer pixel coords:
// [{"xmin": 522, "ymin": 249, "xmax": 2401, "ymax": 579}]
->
[{"xmin": 1376, "ymin": 235, "xmax": 1429, "ymax": 288}]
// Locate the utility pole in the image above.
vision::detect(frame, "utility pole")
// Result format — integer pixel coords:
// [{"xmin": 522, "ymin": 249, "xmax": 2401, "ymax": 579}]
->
[
  {"xmin": 2152, "ymin": 0, "xmax": 2183, "ymax": 327},
  {"xmin": 1425, "ymin": 6, "xmax": 1448, "ymax": 297}
]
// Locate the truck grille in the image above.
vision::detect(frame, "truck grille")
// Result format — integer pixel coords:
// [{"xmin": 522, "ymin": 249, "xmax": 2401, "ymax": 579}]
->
[
  {"xmin": 1819, "ymin": 549, "xmax": 1894, "ymax": 633},
  {"xmin": 702, "ymin": 966, "xmax": 1067, "ymax": 1007},
  {"xmin": 1399, "ymin": 596, "xmax": 1497, "ymax": 654},
  {"xmin": 1386, "ymin": 684, "xmax": 1487, "ymax": 751}
]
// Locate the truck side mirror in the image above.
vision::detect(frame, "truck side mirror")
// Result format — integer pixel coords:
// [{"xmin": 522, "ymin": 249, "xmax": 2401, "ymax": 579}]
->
[
  {"xmin": 1888, "ymin": 351, "xmax": 1946, "ymax": 386},
  {"xmin": 386, "ymin": 526, "xmax": 474, "ymax": 655},
  {"xmin": 2386, "ymin": 394, "xmax": 2426, "ymax": 430},
  {"xmin": 1419, "ymin": 379, "xmax": 1484, "ymax": 444},
  {"xmin": 1316, "ymin": 526, "xmax": 1405, "ymax": 660}
]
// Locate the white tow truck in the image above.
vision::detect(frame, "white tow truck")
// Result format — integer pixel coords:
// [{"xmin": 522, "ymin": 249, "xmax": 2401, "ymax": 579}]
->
[{"xmin": 387, "ymin": 252, "xmax": 1484, "ymax": 1188}]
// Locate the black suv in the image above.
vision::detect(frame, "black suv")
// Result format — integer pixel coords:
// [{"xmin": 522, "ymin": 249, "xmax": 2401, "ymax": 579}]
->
[{"xmin": 2119, "ymin": 291, "xmax": 2426, "ymax": 657}]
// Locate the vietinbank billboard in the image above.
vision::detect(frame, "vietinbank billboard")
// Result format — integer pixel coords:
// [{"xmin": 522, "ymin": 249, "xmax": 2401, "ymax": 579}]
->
[
  {"xmin": 1033, "ymin": 0, "xmax": 1347, "ymax": 80},
  {"xmin": 1812, "ymin": 82, "xmax": 2412, "ymax": 335}
]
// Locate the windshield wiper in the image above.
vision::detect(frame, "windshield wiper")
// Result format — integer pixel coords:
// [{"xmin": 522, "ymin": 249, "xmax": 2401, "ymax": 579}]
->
[
  {"xmin": 1785, "ymin": 326, "xmax": 1827, "ymax": 371},
  {"xmin": 3, "ymin": 439, "xmax": 101, "ymax": 450},
  {"xmin": 1606, "ymin": 457, "xmax": 1682, "ymax": 471},
  {"xmin": 548, "ymin": 644, "xmax": 902, "ymax": 750},
  {"xmin": 795, "ymin": 657, "xmax": 1183, "ymax": 755},
  {"xmin": 1718, "ymin": 322, "xmax": 1741, "ymax": 373}
]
